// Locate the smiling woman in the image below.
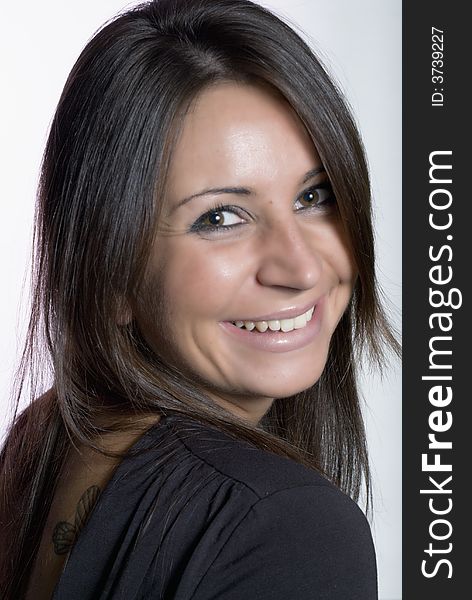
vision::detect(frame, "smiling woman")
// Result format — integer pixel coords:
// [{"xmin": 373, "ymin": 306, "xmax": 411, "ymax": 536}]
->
[
  {"xmin": 0, "ymin": 1, "xmax": 399, "ymax": 598},
  {"xmin": 135, "ymin": 82, "xmax": 357, "ymax": 423}
]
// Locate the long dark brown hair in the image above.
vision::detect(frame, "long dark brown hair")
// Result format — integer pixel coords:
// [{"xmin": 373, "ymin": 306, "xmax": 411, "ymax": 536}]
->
[{"xmin": 0, "ymin": 0, "xmax": 399, "ymax": 596}]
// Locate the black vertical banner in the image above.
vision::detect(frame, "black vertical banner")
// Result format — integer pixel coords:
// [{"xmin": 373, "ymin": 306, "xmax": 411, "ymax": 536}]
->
[{"xmin": 403, "ymin": 2, "xmax": 469, "ymax": 598}]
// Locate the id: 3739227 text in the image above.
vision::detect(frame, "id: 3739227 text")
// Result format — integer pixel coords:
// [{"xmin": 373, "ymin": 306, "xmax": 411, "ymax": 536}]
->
[{"xmin": 431, "ymin": 27, "xmax": 444, "ymax": 107}]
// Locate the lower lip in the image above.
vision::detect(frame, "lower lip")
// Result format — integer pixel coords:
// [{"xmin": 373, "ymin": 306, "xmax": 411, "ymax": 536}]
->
[{"xmin": 219, "ymin": 298, "xmax": 325, "ymax": 354}]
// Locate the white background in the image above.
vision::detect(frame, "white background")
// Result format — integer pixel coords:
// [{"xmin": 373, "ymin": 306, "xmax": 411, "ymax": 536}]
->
[{"xmin": 0, "ymin": 1, "xmax": 401, "ymax": 598}]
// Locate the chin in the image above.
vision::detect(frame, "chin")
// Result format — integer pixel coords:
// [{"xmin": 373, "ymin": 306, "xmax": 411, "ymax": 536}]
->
[
  {"xmin": 265, "ymin": 379, "xmax": 319, "ymax": 399},
  {"xmin": 239, "ymin": 367, "xmax": 323, "ymax": 400}
]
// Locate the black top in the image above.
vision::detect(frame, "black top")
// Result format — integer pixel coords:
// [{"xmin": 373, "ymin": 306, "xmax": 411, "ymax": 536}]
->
[{"xmin": 52, "ymin": 412, "xmax": 377, "ymax": 599}]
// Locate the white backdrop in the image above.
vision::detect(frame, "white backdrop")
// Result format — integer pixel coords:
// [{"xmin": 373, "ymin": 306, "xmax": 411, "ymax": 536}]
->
[{"xmin": 0, "ymin": 1, "xmax": 401, "ymax": 598}]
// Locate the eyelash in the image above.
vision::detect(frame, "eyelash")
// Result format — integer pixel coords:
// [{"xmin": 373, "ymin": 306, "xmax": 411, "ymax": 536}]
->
[
  {"xmin": 189, "ymin": 203, "xmax": 247, "ymax": 234},
  {"xmin": 189, "ymin": 182, "xmax": 336, "ymax": 234}
]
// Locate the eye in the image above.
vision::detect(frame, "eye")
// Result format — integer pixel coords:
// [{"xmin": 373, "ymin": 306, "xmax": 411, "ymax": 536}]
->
[
  {"xmin": 201, "ymin": 209, "xmax": 243, "ymax": 227},
  {"xmin": 296, "ymin": 183, "xmax": 336, "ymax": 210},
  {"xmin": 190, "ymin": 204, "xmax": 247, "ymax": 233}
]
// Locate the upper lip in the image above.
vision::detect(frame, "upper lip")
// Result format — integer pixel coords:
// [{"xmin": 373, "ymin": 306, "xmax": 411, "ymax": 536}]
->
[{"xmin": 229, "ymin": 300, "xmax": 318, "ymax": 323}]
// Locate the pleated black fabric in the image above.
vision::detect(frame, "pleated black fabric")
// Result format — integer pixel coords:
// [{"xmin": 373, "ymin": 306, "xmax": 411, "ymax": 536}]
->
[{"xmin": 52, "ymin": 412, "xmax": 377, "ymax": 599}]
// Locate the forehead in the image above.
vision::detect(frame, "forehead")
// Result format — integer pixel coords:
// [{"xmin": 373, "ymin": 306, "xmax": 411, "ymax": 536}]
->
[{"xmin": 165, "ymin": 82, "xmax": 320, "ymax": 196}]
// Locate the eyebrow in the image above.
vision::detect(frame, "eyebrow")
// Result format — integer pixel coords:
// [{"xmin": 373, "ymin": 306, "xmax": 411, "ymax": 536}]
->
[{"xmin": 172, "ymin": 166, "xmax": 326, "ymax": 212}]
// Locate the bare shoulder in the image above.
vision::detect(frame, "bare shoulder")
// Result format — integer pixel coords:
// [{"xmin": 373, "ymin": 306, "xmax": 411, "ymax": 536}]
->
[{"xmin": 24, "ymin": 414, "xmax": 161, "ymax": 599}]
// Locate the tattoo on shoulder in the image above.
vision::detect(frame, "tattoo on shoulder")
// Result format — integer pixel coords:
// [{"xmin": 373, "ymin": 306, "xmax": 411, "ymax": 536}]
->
[{"xmin": 52, "ymin": 485, "xmax": 101, "ymax": 555}]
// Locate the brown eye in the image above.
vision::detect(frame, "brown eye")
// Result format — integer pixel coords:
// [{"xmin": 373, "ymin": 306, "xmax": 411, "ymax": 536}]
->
[
  {"xmin": 203, "ymin": 211, "xmax": 225, "ymax": 226},
  {"xmin": 300, "ymin": 189, "xmax": 319, "ymax": 206},
  {"xmin": 190, "ymin": 205, "xmax": 246, "ymax": 233},
  {"xmin": 297, "ymin": 184, "xmax": 335, "ymax": 210}
]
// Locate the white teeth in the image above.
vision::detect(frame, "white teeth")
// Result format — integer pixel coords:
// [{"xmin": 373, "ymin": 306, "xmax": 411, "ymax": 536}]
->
[
  {"xmin": 294, "ymin": 314, "xmax": 307, "ymax": 329},
  {"xmin": 280, "ymin": 319, "xmax": 294, "ymax": 333},
  {"xmin": 233, "ymin": 306, "xmax": 315, "ymax": 332}
]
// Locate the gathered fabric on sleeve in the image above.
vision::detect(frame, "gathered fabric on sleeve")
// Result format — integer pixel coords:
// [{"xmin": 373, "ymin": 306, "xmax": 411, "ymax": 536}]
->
[
  {"xmin": 52, "ymin": 412, "xmax": 377, "ymax": 600},
  {"xmin": 191, "ymin": 484, "xmax": 377, "ymax": 600}
]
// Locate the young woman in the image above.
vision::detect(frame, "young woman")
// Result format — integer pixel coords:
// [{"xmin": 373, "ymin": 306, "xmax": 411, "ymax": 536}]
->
[{"xmin": 0, "ymin": 0, "xmax": 399, "ymax": 597}]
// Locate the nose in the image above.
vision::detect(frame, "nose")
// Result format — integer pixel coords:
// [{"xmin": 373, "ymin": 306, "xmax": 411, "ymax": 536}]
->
[{"xmin": 255, "ymin": 217, "xmax": 322, "ymax": 290}]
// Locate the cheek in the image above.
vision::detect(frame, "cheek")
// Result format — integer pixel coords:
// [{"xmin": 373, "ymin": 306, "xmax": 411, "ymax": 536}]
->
[
  {"xmin": 326, "ymin": 222, "xmax": 357, "ymax": 282},
  {"xmin": 157, "ymin": 239, "xmax": 248, "ymax": 318},
  {"xmin": 333, "ymin": 243, "xmax": 357, "ymax": 283},
  {"xmin": 310, "ymin": 222, "xmax": 357, "ymax": 285}
]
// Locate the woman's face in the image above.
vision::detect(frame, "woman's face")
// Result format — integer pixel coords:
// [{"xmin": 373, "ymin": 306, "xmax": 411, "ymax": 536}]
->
[{"xmin": 136, "ymin": 82, "xmax": 356, "ymax": 424}]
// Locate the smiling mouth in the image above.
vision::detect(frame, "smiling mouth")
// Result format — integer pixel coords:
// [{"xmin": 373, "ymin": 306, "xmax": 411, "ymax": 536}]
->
[{"xmin": 231, "ymin": 306, "xmax": 315, "ymax": 333}]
